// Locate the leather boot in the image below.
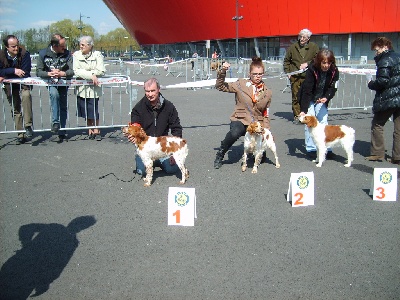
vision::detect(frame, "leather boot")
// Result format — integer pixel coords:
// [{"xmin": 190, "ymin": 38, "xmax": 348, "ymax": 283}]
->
[{"xmin": 214, "ymin": 144, "xmax": 228, "ymax": 169}]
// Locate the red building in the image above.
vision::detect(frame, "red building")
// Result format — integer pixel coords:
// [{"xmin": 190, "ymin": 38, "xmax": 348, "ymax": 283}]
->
[{"xmin": 103, "ymin": 0, "xmax": 400, "ymax": 60}]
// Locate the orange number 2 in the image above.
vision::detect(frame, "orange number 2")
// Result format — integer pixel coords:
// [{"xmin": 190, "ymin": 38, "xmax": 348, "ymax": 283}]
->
[
  {"xmin": 294, "ymin": 193, "xmax": 304, "ymax": 205},
  {"xmin": 173, "ymin": 210, "xmax": 181, "ymax": 223}
]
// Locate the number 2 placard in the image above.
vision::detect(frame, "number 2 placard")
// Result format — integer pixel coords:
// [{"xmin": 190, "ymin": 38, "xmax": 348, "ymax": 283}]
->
[
  {"xmin": 370, "ymin": 168, "xmax": 398, "ymax": 202},
  {"xmin": 287, "ymin": 172, "xmax": 314, "ymax": 207},
  {"xmin": 168, "ymin": 187, "xmax": 197, "ymax": 226}
]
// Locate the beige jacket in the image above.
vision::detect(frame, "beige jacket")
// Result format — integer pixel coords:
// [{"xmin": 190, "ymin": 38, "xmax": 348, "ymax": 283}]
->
[
  {"xmin": 215, "ymin": 69, "xmax": 272, "ymax": 128},
  {"xmin": 73, "ymin": 50, "xmax": 106, "ymax": 98}
]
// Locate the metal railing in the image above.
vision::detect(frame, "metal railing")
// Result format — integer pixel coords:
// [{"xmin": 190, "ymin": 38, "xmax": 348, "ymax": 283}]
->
[{"xmin": 0, "ymin": 76, "xmax": 138, "ymax": 134}]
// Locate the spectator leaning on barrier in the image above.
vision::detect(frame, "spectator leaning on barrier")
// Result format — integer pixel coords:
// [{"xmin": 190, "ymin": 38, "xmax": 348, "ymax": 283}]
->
[
  {"xmin": 123, "ymin": 77, "xmax": 183, "ymax": 176},
  {"xmin": 73, "ymin": 36, "xmax": 106, "ymax": 141},
  {"xmin": 298, "ymin": 49, "xmax": 339, "ymax": 159},
  {"xmin": 36, "ymin": 33, "xmax": 74, "ymax": 143},
  {"xmin": 213, "ymin": 57, "xmax": 272, "ymax": 169},
  {"xmin": 365, "ymin": 37, "xmax": 400, "ymax": 165},
  {"xmin": 0, "ymin": 35, "xmax": 33, "ymax": 144},
  {"xmin": 283, "ymin": 28, "xmax": 319, "ymax": 124}
]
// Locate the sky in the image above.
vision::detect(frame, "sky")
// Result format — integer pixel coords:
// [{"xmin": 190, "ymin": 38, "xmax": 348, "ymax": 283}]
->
[{"xmin": 0, "ymin": 0, "xmax": 123, "ymax": 35}]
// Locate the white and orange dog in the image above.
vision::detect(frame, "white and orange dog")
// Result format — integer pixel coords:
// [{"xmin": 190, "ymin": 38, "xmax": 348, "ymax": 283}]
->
[
  {"xmin": 298, "ymin": 115, "xmax": 355, "ymax": 167},
  {"xmin": 122, "ymin": 123, "xmax": 189, "ymax": 187},
  {"xmin": 242, "ymin": 121, "xmax": 280, "ymax": 173}
]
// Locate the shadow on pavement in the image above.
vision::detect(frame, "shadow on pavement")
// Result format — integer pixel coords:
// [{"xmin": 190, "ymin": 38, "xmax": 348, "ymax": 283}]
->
[{"xmin": 0, "ymin": 215, "xmax": 96, "ymax": 299}]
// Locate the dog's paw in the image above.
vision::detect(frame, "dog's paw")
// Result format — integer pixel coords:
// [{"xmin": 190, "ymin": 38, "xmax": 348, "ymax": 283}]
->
[
  {"xmin": 275, "ymin": 163, "xmax": 281, "ymax": 168},
  {"xmin": 241, "ymin": 166, "xmax": 247, "ymax": 172},
  {"xmin": 344, "ymin": 163, "xmax": 351, "ymax": 167},
  {"xmin": 316, "ymin": 163, "xmax": 322, "ymax": 167},
  {"xmin": 143, "ymin": 178, "xmax": 152, "ymax": 187},
  {"xmin": 179, "ymin": 180, "xmax": 186, "ymax": 185},
  {"xmin": 251, "ymin": 168, "xmax": 258, "ymax": 174}
]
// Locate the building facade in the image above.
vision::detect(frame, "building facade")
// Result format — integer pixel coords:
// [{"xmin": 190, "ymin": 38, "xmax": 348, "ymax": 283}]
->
[{"xmin": 103, "ymin": 0, "xmax": 400, "ymax": 61}]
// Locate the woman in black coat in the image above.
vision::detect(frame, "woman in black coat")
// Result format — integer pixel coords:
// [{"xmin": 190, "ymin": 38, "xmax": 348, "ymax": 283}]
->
[{"xmin": 365, "ymin": 37, "xmax": 400, "ymax": 165}]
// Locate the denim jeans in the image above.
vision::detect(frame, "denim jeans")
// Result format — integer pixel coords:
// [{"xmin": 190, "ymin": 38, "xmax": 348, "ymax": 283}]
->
[
  {"xmin": 305, "ymin": 102, "xmax": 331, "ymax": 152},
  {"xmin": 135, "ymin": 155, "xmax": 180, "ymax": 175},
  {"xmin": 49, "ymin": 86, "xmax": 68, "ymax": 135}
]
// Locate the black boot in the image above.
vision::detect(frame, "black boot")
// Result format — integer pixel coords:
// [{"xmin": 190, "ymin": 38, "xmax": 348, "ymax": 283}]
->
[{"xmin": 214, "ymin": 143, "xmax": 228, "ymax": 169}]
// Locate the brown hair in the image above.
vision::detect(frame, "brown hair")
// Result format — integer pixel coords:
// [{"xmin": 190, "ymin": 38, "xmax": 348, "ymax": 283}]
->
[
  {"xmin": 313, "ymin": 49, "xmax": 336, "ymax": 70},
  {"xmin": 371, "ymin": 37, "xmax": 393, "ymax": 50},
  {"xmin": 3, "ymin": 35, "xmax": 18, "ymax": 48},
  {"xmin": 250, "ymin": 56, "xmax": 264, "ymax": 72},
  {"xmin": 50, "ymin": 33, "xmax": 65, "ymax": 47}
]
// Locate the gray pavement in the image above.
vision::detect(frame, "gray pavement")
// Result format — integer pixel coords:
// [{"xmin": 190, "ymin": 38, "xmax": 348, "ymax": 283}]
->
[{"xmin": 0, "ymin": 69, "xmax": 399, "ymax": 300}]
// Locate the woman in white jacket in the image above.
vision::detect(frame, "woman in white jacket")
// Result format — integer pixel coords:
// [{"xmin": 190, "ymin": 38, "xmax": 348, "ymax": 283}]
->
[{"xmin": 73, "ymin": 36, "xmax": 106, "ymax": 140}]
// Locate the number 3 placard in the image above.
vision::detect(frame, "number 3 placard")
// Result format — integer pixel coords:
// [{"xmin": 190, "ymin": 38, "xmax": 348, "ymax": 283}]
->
[
  {"xmin": 287, "ymin": 172, "xmax": 315, "ymax": 207},
  {"xmin": 370, "ymin": 168, "xmax": 398, "ymax": 202},
  {"xmin": 168, "ymin": 187, "xmax": 197, "ymax": 226}
]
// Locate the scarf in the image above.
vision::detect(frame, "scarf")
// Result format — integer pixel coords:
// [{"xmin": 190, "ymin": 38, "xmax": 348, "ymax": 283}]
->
[{"xmin": 251, "ymin": 82, "xmax": 264, "ymax": 103}]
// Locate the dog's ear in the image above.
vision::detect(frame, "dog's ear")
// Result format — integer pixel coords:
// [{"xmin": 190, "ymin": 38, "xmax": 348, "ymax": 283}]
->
[
  {"xmin": 247, "ymin": 123, "xmax": 255, "ymax": 133},
  {"xmin": 304, "ymin": 116, "xmax": 318, "ymax": 128},
  {"xmin": 309, "ymin": 116, "xmax": 318, "ymax": 127}
]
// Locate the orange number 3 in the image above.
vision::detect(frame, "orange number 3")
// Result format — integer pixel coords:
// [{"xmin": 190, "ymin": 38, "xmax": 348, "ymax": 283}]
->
[{"xmin": 375, "ymin": 187, "xmax": 385, "ymax": 199}]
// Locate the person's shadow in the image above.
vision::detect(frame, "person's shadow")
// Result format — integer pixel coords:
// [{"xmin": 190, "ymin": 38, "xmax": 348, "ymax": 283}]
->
[{"xmin": 0, "ymin": 215, "xmax": 96, "ymax": 300}]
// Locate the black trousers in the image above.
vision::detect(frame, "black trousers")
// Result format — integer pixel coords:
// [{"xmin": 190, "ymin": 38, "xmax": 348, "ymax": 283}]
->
[{"xmin": 220, "ymin": 121, "xmax": 247, "ymax": 150}]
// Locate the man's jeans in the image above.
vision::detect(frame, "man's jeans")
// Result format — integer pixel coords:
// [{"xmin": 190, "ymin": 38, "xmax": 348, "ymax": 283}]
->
[
  {"xmin": 305, "ymin": 102, "xmax": 331, "ymax": 152},
  {"xmin": 49, "ymin": 86, "xmax": 68, "ymax": 135},
  {"xmin": 135, "ymin": 155, "xmax": 180, "ymax": 175}
]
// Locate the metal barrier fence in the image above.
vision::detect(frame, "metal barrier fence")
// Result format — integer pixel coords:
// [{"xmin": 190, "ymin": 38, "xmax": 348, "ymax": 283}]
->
[
  {"xmin": 0, "ymin": 76, "xmax": 137, "ymax": 135},
  {"xmin": 331, "ymin": 72, "xmax": 374, "ymax": 110},
  {"xmin": 1, "ymin": 60, "xmax": 376, "ymax": 135}
]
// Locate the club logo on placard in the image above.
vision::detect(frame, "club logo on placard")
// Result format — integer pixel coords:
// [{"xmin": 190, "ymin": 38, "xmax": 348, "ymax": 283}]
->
[
  {"xmin": 175, "ymin": 191, "xmax": 190, "ymax": 207},
  {"xmin": 297, "ymin": 176, "xmax": 310, "ymax": 189},
  {"xmin": 380, "ymin": 171, "xmax": 392, "ymax": 184}
]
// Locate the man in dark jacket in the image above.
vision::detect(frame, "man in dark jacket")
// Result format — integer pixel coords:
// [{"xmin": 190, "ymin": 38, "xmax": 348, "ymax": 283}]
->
[
  {"xmin": 365, "ymin": 37, "xmax": 400, "ymax": 165},
  {"xmin": 36, "ymin": 34, "xmax": 73, "ymax": 142},
  {"xmin": 284, "ymin": 28, "xmax": 319, "ymax": 124},
  {"xmin": 125, "ymin": 77, "xmax": 183, "ymax": 175},
  {"xmin": 0, "ymin": 35, "xmax": 33, "ymax": 144}
]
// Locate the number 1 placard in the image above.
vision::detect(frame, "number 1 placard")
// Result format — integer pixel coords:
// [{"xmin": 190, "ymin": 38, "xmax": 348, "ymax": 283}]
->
[
  {"xmin": 168, "ymin": 187, "xmax": 197, "ymax": 226},
  {"xmin": 287, "ymin": 172, "xmax": 315, "ymax": 207},
  {"xmin": 370, "ymin": 168, "xmax": 398, "ymax": 201}
]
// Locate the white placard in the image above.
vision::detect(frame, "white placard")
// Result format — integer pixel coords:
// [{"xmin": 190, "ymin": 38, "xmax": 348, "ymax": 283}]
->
[
  {"xmin": 168, "ymin": 187, "xmax": 197, "ymax": 226},
  {"xmin": 287, "ymin": 172, "xmax": 315, "ymax": 207},
  {"xmin": 369, "ymin": 168, "xmax": 398, "ymax": 201}
]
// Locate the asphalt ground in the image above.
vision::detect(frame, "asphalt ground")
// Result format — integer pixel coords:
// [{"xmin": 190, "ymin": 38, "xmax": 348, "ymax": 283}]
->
[{"xmin": 0, "ymin": 67, "xmax": 399, "ymax": 300}]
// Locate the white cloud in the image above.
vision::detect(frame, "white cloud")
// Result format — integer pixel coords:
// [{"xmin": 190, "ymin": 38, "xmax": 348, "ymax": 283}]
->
[
  {"xmin": 0, "ymin": 6, "xmax": 16, "ymax": 15},
  {"xmin": 0, "ymin": 0, "xmax": 18, "ymax": 15},
  {"xmin": 30, "ymin": 20, "xmax": 56, "ymax": 28},
  {"xmin": 0, "ymin": 18, "xmax": 15, "ymax": 31}
]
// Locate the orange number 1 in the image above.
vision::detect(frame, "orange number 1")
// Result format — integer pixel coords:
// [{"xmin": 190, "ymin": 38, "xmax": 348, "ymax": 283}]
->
[{"xmin": 173, "ymin": 210, "xmax": 181, "ymax": 223}]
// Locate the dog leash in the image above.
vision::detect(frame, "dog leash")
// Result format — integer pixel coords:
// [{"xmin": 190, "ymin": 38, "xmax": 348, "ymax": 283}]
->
[{"xmin": 99, "ymin": 172, "xmax": 139, "ymax": 182}]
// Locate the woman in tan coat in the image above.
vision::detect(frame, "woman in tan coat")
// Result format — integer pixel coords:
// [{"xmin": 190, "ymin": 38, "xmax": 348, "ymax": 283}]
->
[
  {"xmin": 73, "ymin": 36, "xmax": 106, "ymax": 141},
  {"xmin": 214, "ymin": 57, "xmax": 272, "ymax": 168}
]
